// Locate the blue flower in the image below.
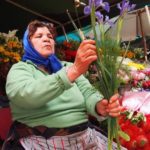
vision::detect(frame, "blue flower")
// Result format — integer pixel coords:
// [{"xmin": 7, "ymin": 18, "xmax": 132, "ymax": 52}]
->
[
  {"xmin": 117, "ymin": 0, "xmax": 136, "ymax": 15},
  {"xmin": 84, "ymin": 5, "xmax": 91, "ymax": 15},
  {"xmin": 84, "ymin": 0, "xmax": 110, "ymax": 15},
  {"xmin": 95, "ymin": 11, "xmax": 103, "ymax": 22},
  {"xmin": 104, "ymin": 16, "xmax": 114, "ymax": 26},
  {"xmin": 95, "ymin": 0, "xmax": 102, "ymax": 7},
  {"xmin": 101, "ymin": 2, "xmax": 110, "ymax": 12}
]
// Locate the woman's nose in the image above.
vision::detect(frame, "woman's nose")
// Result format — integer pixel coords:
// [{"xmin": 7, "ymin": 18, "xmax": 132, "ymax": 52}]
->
[{"xmin": 43, "ymin": 35, "xmax": 50, "ymax": 42}]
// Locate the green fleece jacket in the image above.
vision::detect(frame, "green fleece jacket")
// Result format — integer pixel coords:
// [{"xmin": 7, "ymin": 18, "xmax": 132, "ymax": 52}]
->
[{"xmin": 6, "ymin": 60, "xmax": 104, "ymax": 128}]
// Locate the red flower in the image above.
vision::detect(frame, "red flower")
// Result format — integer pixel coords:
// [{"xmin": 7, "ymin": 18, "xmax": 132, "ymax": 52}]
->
[
  {"xmin": 126, "ymin": 139, "xmax": 137, "ymax": 150},
  {"xmin": 136, "ymin": 135, "xmax": 149, "ymax": 148}
]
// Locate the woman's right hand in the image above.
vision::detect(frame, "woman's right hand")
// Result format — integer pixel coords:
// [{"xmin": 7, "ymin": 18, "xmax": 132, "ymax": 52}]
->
[{"xmin": 67, "ymin": 40, "xmax": 97, "ymax": 82}]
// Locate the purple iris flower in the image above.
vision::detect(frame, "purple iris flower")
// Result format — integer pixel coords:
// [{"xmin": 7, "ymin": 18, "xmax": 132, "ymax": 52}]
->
[
  {"xmin": 104, "ymin": 16, "xmax": 114, "ymax": 27},
  {"xmin": 95, "ymin": 0, "xmax": 102, "ymax": 7},
  {"xmin": 88, "ymin": 0, "xmax": 93, "ymax": 7},
  {"xmin": 102, "ymin": 2, "xmax": 110, "ymax": 13},
  {"xmin": 129, "ymin": 4, "xmax": 136, "ymax": 11},
  {"xmin": 95, "ymin": 0, "xmax": 110, "ymax": 13},
  {"xmin": 84, "ymin": 0, "xmax": 110, "ymax": 15},
  {"xmin": 117, "ymin": 0, "xmax": 136, "ymax": 15},
  {"xmin": 84, "ymin": 5, "xmax": 91, "ymax": 15},
  {"xmin": 95, "ymin": 11, "xmax": 103, "ymax": 22}
]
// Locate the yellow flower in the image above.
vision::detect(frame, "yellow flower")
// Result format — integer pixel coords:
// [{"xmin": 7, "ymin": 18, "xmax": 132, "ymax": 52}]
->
[
  {"xmin": 3, "ymin": 58, "xmax": 9, "ymax": 62},
  {"xmin": 127, "ymin": 62, "xmax": 145, "ymax": 70},
  {"xmin": 0, "ymin": 46, "xmax": 5, "ymax": 52},
  {"xmin": 0, "ymin": 30, "xmax": 23, "ymax": 64}
]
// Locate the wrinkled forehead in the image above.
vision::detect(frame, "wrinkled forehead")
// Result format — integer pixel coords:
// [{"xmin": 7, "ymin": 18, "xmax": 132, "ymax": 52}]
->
[
  {"xmin": 28, "ymin": 21, "xmax": 55, "ymax": 38},
  {"xmin": 33, "ymin": 27, "xmax": 52, "ymax": 35}
]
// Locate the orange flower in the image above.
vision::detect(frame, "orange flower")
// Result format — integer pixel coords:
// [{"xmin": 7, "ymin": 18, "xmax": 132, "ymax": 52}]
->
[{"xmin": 0, "ymin": 30, "xmax": 23, "ymax": 64}]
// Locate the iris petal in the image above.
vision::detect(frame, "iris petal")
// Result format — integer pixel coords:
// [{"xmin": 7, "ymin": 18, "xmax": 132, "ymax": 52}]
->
[
  {"xmin": 95, "ymin": 11, "xmax": 103, "ymax": 22},
  {"xmin": 103, "ymin": 2, "xmax": 110, "ymax": 12},
  {"xmin": 84, "ymin": 6, "xmax": 91, "ymax": 15}
]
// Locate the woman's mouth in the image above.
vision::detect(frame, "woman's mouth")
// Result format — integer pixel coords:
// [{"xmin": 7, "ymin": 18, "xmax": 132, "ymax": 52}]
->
[{"xmin": 44, "ymin": 45, "xmax": 51, "ymax": 49}]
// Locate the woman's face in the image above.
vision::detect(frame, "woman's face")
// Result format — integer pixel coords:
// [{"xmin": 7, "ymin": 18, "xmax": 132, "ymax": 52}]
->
[{"xmin": 30, "ymin": 27, "xmax": 55, "ymax": 58}]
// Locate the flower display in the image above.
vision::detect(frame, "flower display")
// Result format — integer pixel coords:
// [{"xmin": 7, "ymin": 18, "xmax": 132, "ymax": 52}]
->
[
  {"xmin": 56, "ymin": 39, "xmax": 80, "ymax": 51},
  {"xmin": 120, "ymin": 50, "xmax": 135, "ymax": 59},
  {"xmin": 83, "ymin": 0, "xmax": 135, "ymax": 149},
  {"xmin": 133, "ymin": 48, "xmax": 145, "ymax": 60},
  {"xmin": 130, "ymin": 69, "xmax": 150, "ymax": 91},
  {"xmin": 127, "ymin": 62, "xmax": 145, "ymax": 70},
  {"xmin": 56, "ymin": 39, "xmax": 80, "ymax": 62},
  {"xmin": 119, "ymin": 109, "xmax": 150, "ymax": 150},
  {"xmin": 0, "ymin": 30, "xmax": 23, "ymax": 64}
]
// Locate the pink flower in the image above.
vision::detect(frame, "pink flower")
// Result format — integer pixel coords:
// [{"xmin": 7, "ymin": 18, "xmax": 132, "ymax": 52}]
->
[{"xmin": 131, "ymin": 71, "xmax": 146, "ymax": 81}]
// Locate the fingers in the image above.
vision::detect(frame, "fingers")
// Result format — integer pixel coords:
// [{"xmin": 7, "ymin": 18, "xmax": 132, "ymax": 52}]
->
[
  {"xmin": 83, "ymin": 49, "xmax": 97, "ymax": 58},
  {"xmin": 107, "ymin": 94, "xmax": 122, "ymax": 117},
  {"xmin": 78, "ymin": 40, "xmax": 96, "ymax": 55},
  {"xmin": 76, "ymin": 40, "xmax": 97, "ymax": 61},
  {"xmin": 109, "ymin": 111, "xmax": 120, "ymax": 117},
  {"xmin": 109, "ymin": 93, "xmax": 119, "ymax": 104},
  {"xmin": 96, "ymin": 99, "xmax": 109, "ymax": 116},
  {"xmin": 101, "ymin": 99, "xmax": 109, "ymax": 106},
  {"xmin": 108, "ymin": 99, "xmax": 120, "ymax": 109},
  {"xmin": 100, "ymin": 100, "xmax": 109, "ymax": 116},
  {"xmin": 84, "ymin": 55, "xmax": 97, "ymax": 65},
  {"xmin": 74, "ymin": 39, "xmax": 97, "ymax": 74},
  {"xmin": 80, "ymin": 39, "xmax": 96, "ymax": 46},
  {"xmin": 107, "ymin": 106, "xmax": 123, "ymax": 117}
]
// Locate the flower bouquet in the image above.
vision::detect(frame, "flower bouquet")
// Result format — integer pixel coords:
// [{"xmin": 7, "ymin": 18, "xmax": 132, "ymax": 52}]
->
[
  {"xmin": 82, "ymin": 0, "xmax": 135, "ymax": 149},
  {"xmin": 0, "ymin": 30, "xmax": 23, "ymax": 96},
  {"xmin": 0, "ymin": 30, "xmax": 23, "ymax": 64}
]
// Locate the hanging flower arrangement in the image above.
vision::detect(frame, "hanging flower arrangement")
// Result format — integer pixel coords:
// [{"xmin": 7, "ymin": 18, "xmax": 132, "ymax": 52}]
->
[{"xmin": 0, "ymin": 30, "xmax": 23, "ymax": 64}]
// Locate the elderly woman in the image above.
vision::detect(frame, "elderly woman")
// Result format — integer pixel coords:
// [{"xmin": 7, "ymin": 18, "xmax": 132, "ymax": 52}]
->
[{"xmin": 3, "ymin": 20, "xmax": 122, "ymax": 150}]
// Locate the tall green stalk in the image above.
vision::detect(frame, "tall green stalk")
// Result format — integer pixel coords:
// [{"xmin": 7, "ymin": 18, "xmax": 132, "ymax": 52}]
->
[{"xmin": 90, "ymin": 3, "xmax": 123, "ymax": 150}]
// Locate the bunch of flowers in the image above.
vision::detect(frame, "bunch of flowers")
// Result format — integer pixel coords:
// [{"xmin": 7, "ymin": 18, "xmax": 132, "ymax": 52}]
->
[
  {"xmin": 119, "ymin": 110, "xmax": 150, "ymax": 150},
  {"xmin": 0, "ymin": 30, "xmax": 23, "ymax": 64},
  {"xmin": 56, "ymin": 39, "xmax": 80, "ymax": 51},
  {"xmin": 130, "ymin": 69, "xmax": 150, "ymax": 91},
  {"xmin": 83, "ymin": 0, "xmax": 135, "ymax": 149},
  {"xmin": 133, "ymin": 48, "xmax": 145, "ymax": 60},
  {"xmin": 120, "ymin": 50, "xmax": 135, "ymax": 59},
  {"xmin": 116, "ymin": 59, "xmax": 150, "ymax": 93},
  {"xmin": 56, "ymin": 39, "xmax": 80, "ymax": 62}
]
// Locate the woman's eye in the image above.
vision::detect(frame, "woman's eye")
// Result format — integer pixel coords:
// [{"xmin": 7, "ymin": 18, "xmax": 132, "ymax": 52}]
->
[
  {"xmin": 36, "ymin": 35, "xmax": 41, "ymax": 38},
  {"xmin": 48, "ymin": 35, "xmax": 53, "ymax": 39}
]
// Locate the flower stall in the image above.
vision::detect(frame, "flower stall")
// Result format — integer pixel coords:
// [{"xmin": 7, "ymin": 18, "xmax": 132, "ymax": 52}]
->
[
  {"xmin": 0, "ymin": 30, "xmax": 23, "ymax": 142},
  {"xmin": 115, "ymin": 57, "xmax": 150, "ymax": 150}
]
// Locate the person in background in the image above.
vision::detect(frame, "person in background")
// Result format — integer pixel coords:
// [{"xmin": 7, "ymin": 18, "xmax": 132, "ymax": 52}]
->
[{"xmin": 3, "ymin": 20, "xmax": 122, "ymax": 150}]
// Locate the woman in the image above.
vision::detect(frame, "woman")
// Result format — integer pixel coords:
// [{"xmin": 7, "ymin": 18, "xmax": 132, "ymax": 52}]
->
[{"xmin": 3, "ymin": 20, "xmax": 122, "ymax": 150}]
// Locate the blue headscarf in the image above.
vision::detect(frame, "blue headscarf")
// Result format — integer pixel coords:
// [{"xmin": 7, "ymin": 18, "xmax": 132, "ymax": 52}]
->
[{"xmin": 22, "ymin": 29, "xmax": 62, "ymax": 73}]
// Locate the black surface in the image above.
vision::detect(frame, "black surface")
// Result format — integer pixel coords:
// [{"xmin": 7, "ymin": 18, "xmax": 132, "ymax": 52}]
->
[{"xmin": 0, "ymin": 0, "xmax": 149, "ymax": 37}]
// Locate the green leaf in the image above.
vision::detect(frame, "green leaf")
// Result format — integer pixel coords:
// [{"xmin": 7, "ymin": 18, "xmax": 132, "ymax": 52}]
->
[{"xmin": 118, "ymin": 130, "xmax": 130, "ymax": 141}]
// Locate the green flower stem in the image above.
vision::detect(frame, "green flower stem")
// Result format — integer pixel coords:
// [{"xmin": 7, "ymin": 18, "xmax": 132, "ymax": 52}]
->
[
  {"xmin": 66, "ymin": 9, "xmax": 85, "ymax": 41},
  {"xmin": 91, "ymin": 5, "xmax": 111, "ymax": 100},
  {"xmin": 90, "ymin": 3, "xmax": 122, "ymax": 150},
  {"xmin": 91, "ymin": 4, "xmax": 101, "ymax": 62},
  {"xmin": 116, "ymin": 17, "xmax": 123, "ymax": 45},
  {"xmin": 99, "ymin": 23, "xmax": 105, "ymax": 44}
]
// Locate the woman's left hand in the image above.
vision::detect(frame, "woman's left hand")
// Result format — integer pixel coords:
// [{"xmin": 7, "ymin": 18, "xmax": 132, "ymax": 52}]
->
[{"xmin": 96, "ymin": 94, "xmax": 122, "ymax": 117}]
